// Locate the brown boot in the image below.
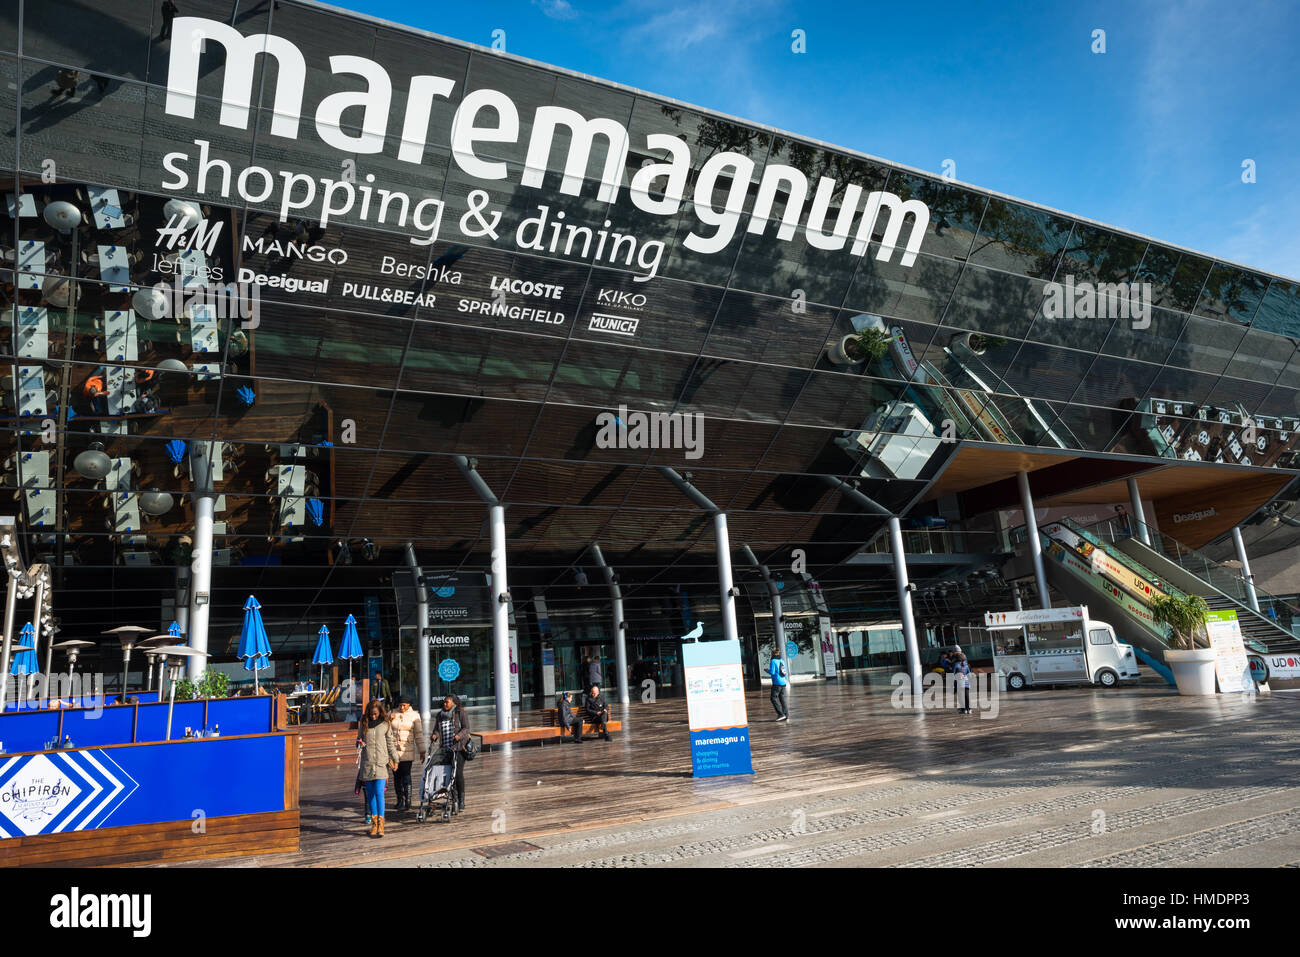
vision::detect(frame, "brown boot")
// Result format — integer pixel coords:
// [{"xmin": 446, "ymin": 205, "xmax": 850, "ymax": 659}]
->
[
  {"xmin": 376, "ymin": 816, "xmax": 386, "ymax": 837},
  {"xmin": 368, "ymin": 815, "xmax": 378, "ymax": 837}
]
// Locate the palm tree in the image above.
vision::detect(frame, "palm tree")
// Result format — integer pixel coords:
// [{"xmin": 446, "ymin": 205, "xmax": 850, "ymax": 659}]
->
[{"xmin": 1149, "ymin": 593, "xmax": 1210, "ymax": 650}]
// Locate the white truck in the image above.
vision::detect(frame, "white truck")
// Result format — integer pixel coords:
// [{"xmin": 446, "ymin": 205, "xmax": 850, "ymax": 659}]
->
[{"xmin": 983, "ymin": 605, "xmax": 1140, "ymax": 690}]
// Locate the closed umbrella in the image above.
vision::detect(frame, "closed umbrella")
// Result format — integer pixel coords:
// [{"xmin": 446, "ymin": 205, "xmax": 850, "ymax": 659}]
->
[
  {"xmin": 312, "ymin": 625, "xmax": 333, "ymax": 689},
  {"xmin": 10, "ymin": 624, "xmax": 38, "ymax": 708},
  {"xmin": 237, "ymin": 595, "xmax": 273, "ymax": 693},
  {"xmin": 337, "ymin": 614, "xmax": 362, "ymax": 684}
]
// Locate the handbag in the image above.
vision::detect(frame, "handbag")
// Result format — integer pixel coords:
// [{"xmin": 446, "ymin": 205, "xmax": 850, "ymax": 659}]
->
[{"xmin": 461, "ymin": 735, "xmax": 479, "ymax": 762}]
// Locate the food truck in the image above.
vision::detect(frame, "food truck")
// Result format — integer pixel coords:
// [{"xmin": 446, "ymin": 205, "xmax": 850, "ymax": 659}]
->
[{"xmin": 983, "ymin": 605, "xmax": 1140, "ymax": 690}]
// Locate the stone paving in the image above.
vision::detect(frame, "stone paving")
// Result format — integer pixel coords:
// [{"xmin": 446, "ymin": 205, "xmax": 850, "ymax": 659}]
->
[{"xmin": 363, "ymin": 688, "xmax": 1300, "ymax": 869}]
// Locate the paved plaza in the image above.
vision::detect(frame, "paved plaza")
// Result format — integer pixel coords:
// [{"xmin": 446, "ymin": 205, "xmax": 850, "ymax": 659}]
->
[{"xmin": 184, "ymin": 678, "xmax": 1300, "ymax": 868}]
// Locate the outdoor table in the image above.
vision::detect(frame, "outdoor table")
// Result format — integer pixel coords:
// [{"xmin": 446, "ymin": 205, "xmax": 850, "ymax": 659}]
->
[
  {"xmin": 17, "ymin": 449, "xmax": 51, "ymax": 529},
  {"xmin": 273, "ymin": 464, "xmax": 307, "ymax": 528},
  {"xmin": 98, "ymin": 244, "xmax": 131, "ymax": 290},
  {"xmin": 16, "ymin": 240, "xmax": 45, "ymax": 289},
  {"xmin": 177, "ymin": 248, "xmax": 207, "ymax": 286},
  {"xmin": 15, "ymin": 306, "xmax": 48, "ymax": 359},
  {"xmin": 105, "ymin": 365, "xmax": 137, "ymax": 418},
  {"xmin": 104, "ymin": 308, "xmax": 139, "ymax": 362},
  {"xmin": 88, "ymin": 186, "xmax": 127, "ymax": 230},
  {"xmin": 16, "ymin": 365, "xmax": 47, "ymax": 419},
  {"xmin": 192, "ymin": 362, "xmax": 222, "ymax": 382},
  {"xmin": 5, "ymin": 193, "xmax": 36, "ymax": 218},
  {"xmin": 188, "ymin": 302, "xmax": 219, "ymax": 354}
]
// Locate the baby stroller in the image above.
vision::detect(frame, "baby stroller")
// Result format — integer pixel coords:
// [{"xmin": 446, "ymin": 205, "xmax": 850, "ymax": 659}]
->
[{"xmin": 415, "ymin": 752, "xmax": 458, "ymax": 823}]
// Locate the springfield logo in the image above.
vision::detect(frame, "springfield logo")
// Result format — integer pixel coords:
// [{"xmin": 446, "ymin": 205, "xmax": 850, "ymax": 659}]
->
[
  {"xmin": 596, "ymin": 404, "xmax": 703, "ymax": 459},
  {"xmin": 1173, "ymin": 507, "xmax": 1217, "ymax": 523},
  {"xmin": 50, "ymin": 888, "xmax": 151, "ymax": 937},
  {"xmin": 162, "ymin": 17, "xmax": 930, "ymax": 274}
]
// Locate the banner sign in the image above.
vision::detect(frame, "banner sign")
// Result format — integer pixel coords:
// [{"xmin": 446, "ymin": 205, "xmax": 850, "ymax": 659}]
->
[
  {"xmin": 819, "ymin": 615, "xmax": 837, "ymax": 678},
  {"xmin": 681, "ymin": 640, "xmax": 753, "ymax": 778},
  {"xmin": 0, "ymin": 733, "xmax": 288, "ymax": 839},
  {"xmin": 1206, "ymin": 610, "xmax": 1254, "ymax": 693}
]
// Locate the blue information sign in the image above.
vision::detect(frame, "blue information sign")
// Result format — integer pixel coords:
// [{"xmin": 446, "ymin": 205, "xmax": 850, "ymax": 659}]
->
[
  {"xmin": 681, "ymin": 640, "xmax": 754, "ymax": 778},
  {"xmin": 437, "ymin": 658, "xmax": 460, "ymax": 681}
]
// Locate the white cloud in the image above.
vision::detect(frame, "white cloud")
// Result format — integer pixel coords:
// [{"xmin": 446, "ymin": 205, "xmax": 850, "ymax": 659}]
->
[{"xmin": 533, "ymin": 0, "xmax": 579, "ymax": 21}]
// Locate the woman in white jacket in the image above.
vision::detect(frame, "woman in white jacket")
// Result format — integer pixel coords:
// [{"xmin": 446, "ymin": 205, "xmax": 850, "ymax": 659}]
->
[{"xmin": 388, "ymin": 696, "xmax": 425, "ymax": 811}]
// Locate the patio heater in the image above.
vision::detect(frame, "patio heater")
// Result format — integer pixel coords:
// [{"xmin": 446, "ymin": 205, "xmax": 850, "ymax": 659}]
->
[{"xmin": 103, "ymin": 625, "xmax": 153, "ymax": 698}]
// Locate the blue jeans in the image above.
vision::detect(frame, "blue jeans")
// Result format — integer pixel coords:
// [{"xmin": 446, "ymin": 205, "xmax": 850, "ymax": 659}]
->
[{"xmin": 364, "ymin": 778, "xmax": 385, "ymax": 817}]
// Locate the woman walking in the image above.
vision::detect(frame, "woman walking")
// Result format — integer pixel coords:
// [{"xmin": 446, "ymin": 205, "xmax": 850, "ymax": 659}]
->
[
  {"xmin": 356, "ymin": 698, "xmax": 398, "ymax": 836},
  {"xmin": 389, "ymin": 696, "xmax": 425, "ymax": 811},
  {"xmin": 952, "ymin": 652, "xmax": 972, "ymax": 714},
  {"xmin": 432, "ymin": 693, "xmax": 471, "ymax": 813}
]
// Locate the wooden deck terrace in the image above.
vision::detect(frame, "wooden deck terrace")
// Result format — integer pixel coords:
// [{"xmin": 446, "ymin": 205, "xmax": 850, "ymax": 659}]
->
[{"xmin": 160, "ymin": 675, "xmax": 1275, "ymax": 868}]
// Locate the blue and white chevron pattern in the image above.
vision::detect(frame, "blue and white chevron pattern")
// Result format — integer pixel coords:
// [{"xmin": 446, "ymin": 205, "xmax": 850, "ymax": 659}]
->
[{"xmin": 0, "ymin": 749, "xmax": 139, "ymax": 838}]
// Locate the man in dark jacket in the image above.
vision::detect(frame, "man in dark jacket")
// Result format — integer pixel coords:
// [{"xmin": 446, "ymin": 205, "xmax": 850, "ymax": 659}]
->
[
  {"xmin": 573, "ymin": 684, "xmax": 611, "ymax": 742},
  {"xmin": 432, "ymin": 694, "xmax": 471, "ymax": 811},
  {"xmin": 585, "ymin": 656, "xmax": 601, "ymax": 689}
]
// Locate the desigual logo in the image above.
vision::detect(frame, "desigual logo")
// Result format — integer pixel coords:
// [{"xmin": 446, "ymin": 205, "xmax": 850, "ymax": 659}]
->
[{"xmin": 1173, "ymin": 507, "xmax": 1217, "ymax": 523}]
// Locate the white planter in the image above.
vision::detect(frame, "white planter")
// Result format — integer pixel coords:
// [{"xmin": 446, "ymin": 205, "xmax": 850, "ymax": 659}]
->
[
  {"xmin": 826, "ymin": 335, "xmax": 865, "ymax": 366},
  {"xmin": 1164, "ymin": 647, "xmax": 1218, "ymax": 695},
  {"xmin": 950, "ymin": 331, "xmax": 986, "ymax": 355}
]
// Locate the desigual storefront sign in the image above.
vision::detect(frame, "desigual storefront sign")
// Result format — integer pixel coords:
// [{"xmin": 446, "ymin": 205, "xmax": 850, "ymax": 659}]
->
[{"xmin": 159, "ymin": 17, "xmax": 932, "ymax": 278}]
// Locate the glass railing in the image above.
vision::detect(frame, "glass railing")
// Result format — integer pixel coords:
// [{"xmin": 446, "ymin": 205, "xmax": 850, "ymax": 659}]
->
[
  {"xmin": 1081, "ymin": 516, "xmax": 1300, "ymax": 629},
  {"xmin": 1050, "ymin": 517, "xmax": 1198, "ymax": 601}
]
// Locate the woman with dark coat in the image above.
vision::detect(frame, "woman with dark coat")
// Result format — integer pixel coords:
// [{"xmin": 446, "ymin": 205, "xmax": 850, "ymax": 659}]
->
[
  {"xmin": 432, "ymin": 693, "xmax": 471, "ymax": 812},
  {"xmin": 356, "ymin": 698, "xmax": 398, "ymax": 837}
]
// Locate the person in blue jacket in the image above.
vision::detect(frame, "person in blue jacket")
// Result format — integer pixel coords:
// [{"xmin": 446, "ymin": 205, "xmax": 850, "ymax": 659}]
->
[
  {"xmin": 952, "ymin": 652, "xmax": 972, "ymax": 714},
  {"xmin": 769, "ymin": 651, "xmax": 789, "ymax": 721}
]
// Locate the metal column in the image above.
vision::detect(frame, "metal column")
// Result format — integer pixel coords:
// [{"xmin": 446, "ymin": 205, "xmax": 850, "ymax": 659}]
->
[
  {"xmin": 405, "ymin": 542, "xmax": 431, "ymax": 742},
  {"xmin": 1017, "ymin": 470, "xmax": 1051, "ymax": 609},
  {"xmin": 657, "ymin": 468, "xmax": 742, "ymax": 645},
  {"xmin": 713, "ymin": 512, "xmax": 739, "ymax": 643},
  {"xmin": 187, "ymin": 442, "xmax": 216, "ymax": 679},
  {"xmin": 0, "ymin": 574, "xmax": 17, "ymax": 712},
  {"xmin": 589, "ymin": 544, "xmax": 628, "ymax": 706},
  {"xmin": 175, "ymin": 565, "xmax": 190, "ymax": 638},
  {"xmin": 741, "ymin": 545, "xmax": 787, "ymax": 709},
  {"xmin": 887, "ymin": 517, "xmax": 923, "ymax": 698},
  {"xmin": 489, "ymin": 503, "xmax": 511, "ymax": 731},
  {"xmin": 1232, "ymin": 526, "xmax": 1261, "ymax": 613},
  {"xmin": 1127, "ymin": 477, "xmax": 1150, "ymax": 545}
]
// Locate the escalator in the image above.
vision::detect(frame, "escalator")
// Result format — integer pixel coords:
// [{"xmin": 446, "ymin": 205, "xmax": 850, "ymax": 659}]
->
[{"xmin": 1015, "ymin": 519, "xmax": 1300, "ymax": 671}]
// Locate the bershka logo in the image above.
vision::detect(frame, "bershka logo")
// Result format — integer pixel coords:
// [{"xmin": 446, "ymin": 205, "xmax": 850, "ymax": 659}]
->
[
  {"xmin": 162, "ymin": 17, "xmax": 931, "ymax": 268},
  {"xmin": 1173, "ymin": 507, "xmax": 1217, "ymax": 523},
  {"xmin": 50, "ymin": 887, "xmax": 152, "ymax": 938},
  {"xmin": 589, "ymin": 314, "xmax": 639, "ymax": 337}
]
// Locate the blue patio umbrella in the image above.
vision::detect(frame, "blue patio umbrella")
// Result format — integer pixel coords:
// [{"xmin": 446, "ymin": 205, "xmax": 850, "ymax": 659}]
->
[
  {"xmin": 306, "ymin": 497, "xmax": 324, "ymax": 526},
  {"xmin": 236, "ymin": 386, "xmax": 256, "ymax": 407},
  {"xmin": 10, "ymin": 623, "xmax": 38, "ymax": 676},
  {"xmin": 337, "ymin": 614, "xmax": 363, "ymax": 684},
  {"xmin": 165, "ymin": 439, "xmax": 187, "ymax": 463},
  {"xmin": 237, "ymin": 595, "xmax": 273, "ymax": 693},
  {"xmin": 312, "ymin": 625, "xmax": 333, "ymax": 688}
]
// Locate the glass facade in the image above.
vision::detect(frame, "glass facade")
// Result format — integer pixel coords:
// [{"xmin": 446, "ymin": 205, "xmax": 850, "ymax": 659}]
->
[{"xmin": 4, "ymin": 0, "xmax": 1298, "ymax": 701}]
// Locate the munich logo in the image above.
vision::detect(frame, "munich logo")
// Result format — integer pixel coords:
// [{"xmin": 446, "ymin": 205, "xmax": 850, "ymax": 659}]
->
[{"xmin": 588, "ymin": 313, "xmax": 639, "ymax": 337}]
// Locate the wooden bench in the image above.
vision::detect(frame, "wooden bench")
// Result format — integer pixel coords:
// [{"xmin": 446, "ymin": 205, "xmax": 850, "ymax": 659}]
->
[{"xmin": 476, "ymin": 718, "xmax": 623, "ymax": 751}]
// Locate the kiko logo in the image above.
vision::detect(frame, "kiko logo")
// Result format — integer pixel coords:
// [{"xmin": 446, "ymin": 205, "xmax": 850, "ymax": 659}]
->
[{"xmin": 163, "ymin": 17, "xmax": 931, "ymax": 264}]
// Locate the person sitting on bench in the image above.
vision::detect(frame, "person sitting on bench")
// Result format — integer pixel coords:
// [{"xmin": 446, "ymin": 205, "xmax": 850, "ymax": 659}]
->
[
  {"xmin": 556, "ymin": 690, "xmax": 578, "ymax": 739},
  {"xmin": 573, "ymin": 684, "xmax": 612, "ymax": 742}
]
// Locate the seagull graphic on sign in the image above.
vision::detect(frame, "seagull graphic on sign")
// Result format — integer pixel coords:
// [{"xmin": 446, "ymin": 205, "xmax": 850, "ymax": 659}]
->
[{"xmin": 681, "ymin": 622, "xmax": 703, "ymax": 642}]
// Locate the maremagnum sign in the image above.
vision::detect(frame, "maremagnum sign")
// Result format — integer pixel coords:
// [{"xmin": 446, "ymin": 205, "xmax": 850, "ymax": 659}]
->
[{"xmin": 159, "ymin": 17, "xmax": 930, "ymax": 278}]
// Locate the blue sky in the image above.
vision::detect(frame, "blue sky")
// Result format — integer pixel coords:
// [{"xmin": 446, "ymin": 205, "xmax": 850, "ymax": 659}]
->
[{"xmin": 333, "ymin": 0, "xmax": 1299, "ymax": 281}]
